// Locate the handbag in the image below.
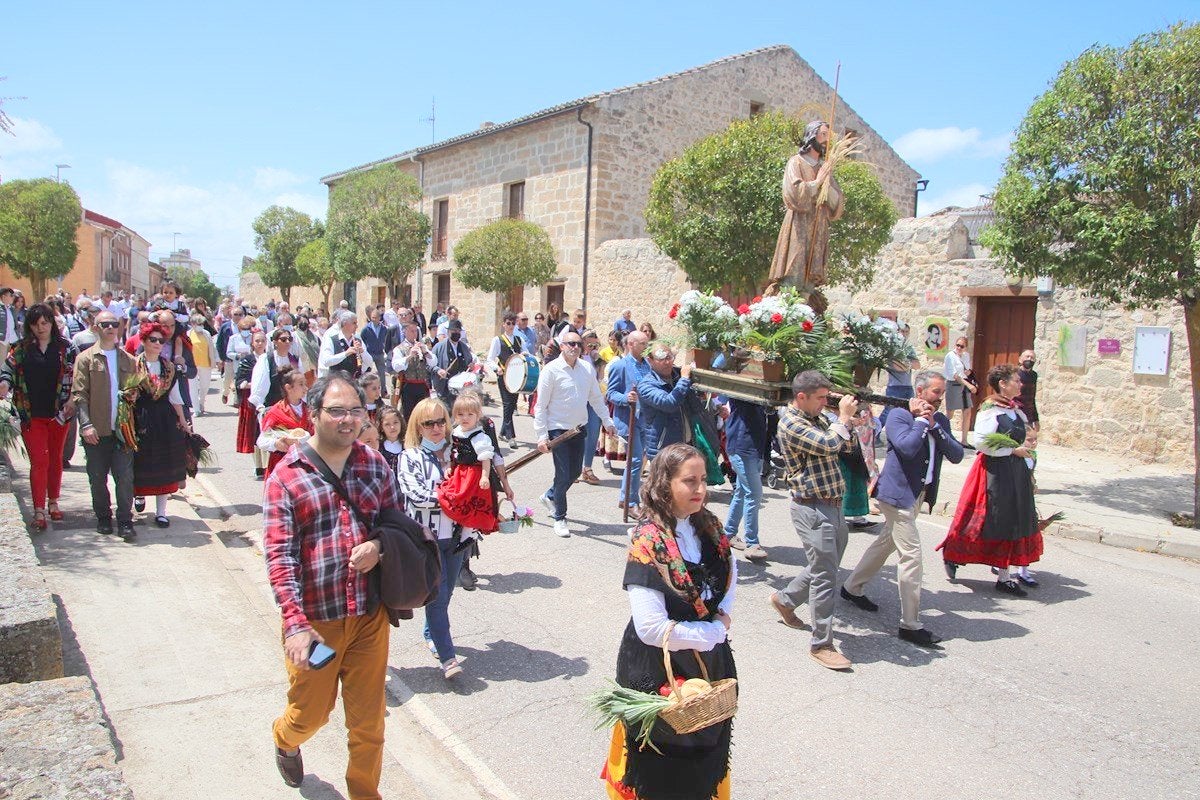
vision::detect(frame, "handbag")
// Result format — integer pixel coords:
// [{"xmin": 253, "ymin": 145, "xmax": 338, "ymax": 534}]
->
[{"xmin": 301, "ymin": 442, "xmax": 442, "ymax": 611}]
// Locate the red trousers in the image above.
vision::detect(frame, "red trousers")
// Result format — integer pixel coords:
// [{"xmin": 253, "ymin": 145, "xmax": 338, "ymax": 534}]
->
[{"xmin": 22, "ymin": 417, "xmax": 69, "ymax": 510}]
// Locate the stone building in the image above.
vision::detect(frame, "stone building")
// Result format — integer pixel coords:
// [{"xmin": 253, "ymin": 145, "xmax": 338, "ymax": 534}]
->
[{"xmin": 316, "ymin": 45, "xmax": 921, "ymax": 332}]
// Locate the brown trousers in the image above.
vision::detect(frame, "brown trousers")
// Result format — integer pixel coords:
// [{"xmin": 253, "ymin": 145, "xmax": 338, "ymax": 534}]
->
[{"xmin": 273, "ymin": 606, "xmax": 389, "ymax": 800}]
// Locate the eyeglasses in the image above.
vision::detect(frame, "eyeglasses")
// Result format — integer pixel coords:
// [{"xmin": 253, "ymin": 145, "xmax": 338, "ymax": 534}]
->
[
  {"xmin": 420, "ymin": 418, "xmax": 448, "ymax": 429},
  {"xmin": 98, "ymin": 321, "xmax": 119, "ymax": 329},
  {"xmin": 586, "ymin": 344, "xmax": 599, "ymax": 350},
  {"xmin": 322, "ymin": 407, "xmax": 368, "ymax": 420},
  {"xmin": 145, "ymin": 336, "xmax": 165, "ymax": 344},
  {"xmin": 277, "ymin": 336, "xmax": 292, "ymax": 342},
  {"xmin": 503, "ymin": 321, "xmax": 515, "ymax": 326},
  {"xmin": 534, "ymin": 316, "xmax": 544, "ymax": 321},
  {"xmin": 561, "ymin": 341, "xmax": 582, "ymax": 348},
  {"xmin": 955, "ymin": 343, "xmax": 967, "ymax": 349}
]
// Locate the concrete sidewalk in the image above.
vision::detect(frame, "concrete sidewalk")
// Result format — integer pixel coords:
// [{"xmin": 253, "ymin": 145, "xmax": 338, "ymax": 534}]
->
[
  {"xmin": 922, "ymin": 440, "xmax": 1200, "ymax": 560},
  {"xmin": 8, "ymin": 454, "xmax": 499, "ymax": 800}
]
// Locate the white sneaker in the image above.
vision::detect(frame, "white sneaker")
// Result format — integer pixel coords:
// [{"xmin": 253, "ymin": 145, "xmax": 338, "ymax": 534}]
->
[
  {"xmin": 554, "ymin": 519, "xmax": 570, "ymax": 537},
  {"xmin": 540, "ymin": 494, "xmax": 554, "ymax": 514}
]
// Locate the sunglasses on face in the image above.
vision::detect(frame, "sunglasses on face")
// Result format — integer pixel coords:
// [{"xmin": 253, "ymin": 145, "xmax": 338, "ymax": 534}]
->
[
  {"xmin": 420, "ymin": 418, "xmax": 448, "ymax": 429},
  {"xmin": 277, "ymin": 336, "xmax": 292, "ymax": 342},
  {"xmin": 98, "ymin": 321, "xmax": 119, "ymax": 329},
  {"xmin": 561, "ymin": 341, "xmax": 582, "ymax": 348},
  {"xmin": 145, "ymin": 336, "xmax": 165, "ymax": 344}
]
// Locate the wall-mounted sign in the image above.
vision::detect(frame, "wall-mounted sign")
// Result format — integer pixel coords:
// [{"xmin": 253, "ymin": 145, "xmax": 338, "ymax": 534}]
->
[
  {"xmin": 923, "ymin": 316, "xmax": 950, "ymax": 359},
  {"xmin": 1133, "ymin": 326, "xmax": 1171, "ymax": 376},
  {"xmin": 1058, "ymin": 324, "xmax": 1087, "ymax": 368},
  {"xmin": 1097, "ymin": 339, "xmax": 1121, "ymax": 355}
]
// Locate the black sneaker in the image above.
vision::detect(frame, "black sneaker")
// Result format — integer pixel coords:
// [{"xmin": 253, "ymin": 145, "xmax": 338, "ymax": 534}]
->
[
  {"xmin": 97, "ymin": 519, "xmax": 114, "ymax": 536},
  {"xmin": 840, "ymin": 586, "xmax": 879, "ymax": 612},
  {"xmin": 118, "ymin": 523, "xmax": 136, "ymax": 542},
  {"xmin": 898, "ymin": 627, "xmax": 944, "ymax": 648}
]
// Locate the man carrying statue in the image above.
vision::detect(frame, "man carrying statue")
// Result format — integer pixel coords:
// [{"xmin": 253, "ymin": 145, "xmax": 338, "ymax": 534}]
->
[{"xmin": 765, "ymin": 120, "xmax": 844, "ymax": 311}]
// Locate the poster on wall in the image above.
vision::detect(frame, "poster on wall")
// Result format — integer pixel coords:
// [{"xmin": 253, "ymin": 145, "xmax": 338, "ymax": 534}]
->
[
  {"xmin": 1132, "ymin": 326, "xmax": 1171, "ymax": 375},
  {"xmin": 1058, "ymin": 324, "xmax": 1087, "ymax": 368},
  {"xmin": 923, "ymin": 317, "xmax": 950, "ymax": 359}
]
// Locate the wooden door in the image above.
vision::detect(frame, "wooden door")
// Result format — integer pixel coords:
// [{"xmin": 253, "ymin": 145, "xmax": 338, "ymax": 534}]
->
[
  {"xmin": 546, "ymin": 284, "xmax": 564, "ymax": 316},
  {"xmin": 973, "ymin": 297, "xmax": 1037, "ymax": 389},
  {"xmin": 436, "ymin": 274, "xmax": 451, "ymax": 307}
]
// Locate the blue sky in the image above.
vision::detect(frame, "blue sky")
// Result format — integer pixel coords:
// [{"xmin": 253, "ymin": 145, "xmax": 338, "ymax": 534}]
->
[{"xmin": 2, "ymin": 1, "xmax": 1195, "ymax": 289}]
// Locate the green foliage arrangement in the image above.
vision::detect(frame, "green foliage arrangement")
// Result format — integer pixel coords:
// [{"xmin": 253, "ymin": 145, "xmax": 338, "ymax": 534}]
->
[
  {"xmin": 645, "ymin": 111, "xmax": 896, "ymax": 293},
  {"xmin": 294, "ymin": 237, "xmax": 338, "ymax": 314},
  {"xmin": 981, "ymin": 22, "xmax": 1200, "ymax": 512},
  {"xmin": 326, "ymin": 165, "xmax": 431, "ymax": 300},
  {"xmin": 251, "ymin": 206, "xmax": 321, "ymax": 304},
  {"xmin": 453, "ymin": 218, "xmax": 558, "ymax": 294},
  {"xmin": 0, "ymin": 178, "xmax": 83, "ymax": 300}
]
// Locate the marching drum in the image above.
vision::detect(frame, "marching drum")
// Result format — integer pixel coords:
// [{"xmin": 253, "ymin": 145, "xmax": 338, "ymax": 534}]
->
[
  {"xmin": 448, "ymin": 371, "xmax": 478, "ymax": 394},
  {"xmin": 504, "ymin": 354, "xmax": 540, "ymax": 393}
]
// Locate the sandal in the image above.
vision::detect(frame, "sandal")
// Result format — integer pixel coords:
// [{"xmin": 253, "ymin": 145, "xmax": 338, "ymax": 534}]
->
[
  {"xmin": 32, "ymin": 510, "xmax": 48, "ymax": 531},
  {"xmin": 47, "ymin": 502, "xmax": 64, "ymax": 521},
  {"xmin": 579, "ymin": 469, "xmax": 601, "ymax": 485}
]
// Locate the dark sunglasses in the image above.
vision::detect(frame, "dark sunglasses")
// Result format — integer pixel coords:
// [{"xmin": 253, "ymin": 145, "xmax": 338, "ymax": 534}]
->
[
  {"xmin": 276, "ymin": 336, "xmax": 292, "ymax": 342},
  {"xmin": 98, "ymin": 321, "xmax": 120, "ymax": 329},
  {"xmin": 145, "ymin": 336, "xmax": 165, "ymax": 344},
  {"xmin": 420, "ymin": 418, "xmax": 448, "ymax": 428},
  {"xmin": 561, "ymin": 341, "xmax": 582, "ymax": 348}
]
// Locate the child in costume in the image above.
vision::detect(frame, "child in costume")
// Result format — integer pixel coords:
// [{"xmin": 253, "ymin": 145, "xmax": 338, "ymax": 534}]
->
[
  {"xmin": 438, "ymin": 392, "xmax": 502, "ymax": 537},
  {"xmin": 378, "ymin": 406, "xmax": 405, "ymax": 478}
]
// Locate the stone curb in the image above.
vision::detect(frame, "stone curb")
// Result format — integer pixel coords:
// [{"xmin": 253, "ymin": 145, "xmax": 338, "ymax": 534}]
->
[{"xmin": 0, "ymin": 493, "xmax": 63, "ymax": 684}]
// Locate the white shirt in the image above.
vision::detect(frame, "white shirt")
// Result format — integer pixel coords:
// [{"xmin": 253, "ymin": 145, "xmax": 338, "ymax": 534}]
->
[
  {"xmin": 226, "ymin": 329, "xmax": 252, "ymax": 361},
  {"xmin": 3, "ymin": 305, "xmax": 17, "ymax": 344},
  {"xmin": 943, "ymin": 349, "xmax": 971, "ymax": 382},
  {"xmin": 250, "ymin": 350, "xmax": 294, "ymax": 409},
  {"xmin": 453, "ymin": 425, "xmax": 494, "ymax": 462},
  {"xmin": 391, "ymin": 339, "xmax": 436, "ymax": 372},
  {"xmin": 914, "ymin": 418, "xmax": 938, "ymax": 484},
  {"xmin": 436, "ymin": 319, "xmax": 468, "ymax": 346},
  {"xmin": 532, "ymin": 356, "xmax": 611, "ymax": 441},
  {"xmin": 383, "ymin": 309, "xmax": 399, "ymax": 328},
  {"xmin": 628, "ymin": 517, "xmax": 736, "ymax": 652},
  {"xmin": 485, "ymin": 333, "xmax": 522, "ymax": 371},
  {"xmin": 102, "ymin": 347, "xmax": 120, "ymax": 430},
  {"xmin": 318, "ymin": 327, "xmax": 359, "ymax": 377}
]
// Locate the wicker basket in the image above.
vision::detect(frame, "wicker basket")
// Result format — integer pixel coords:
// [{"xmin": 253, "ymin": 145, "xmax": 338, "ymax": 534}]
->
[
  {"xmin": 496, "ymin": 499, "xmax": 521, "ymax": 534},
  {"xmin": 656, "ymin": 623, "xmax": 738, "ymax": 735}
]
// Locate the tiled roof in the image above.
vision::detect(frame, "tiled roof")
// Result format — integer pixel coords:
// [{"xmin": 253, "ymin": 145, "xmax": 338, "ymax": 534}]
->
[
  {"xmin": 84, "ymin": 209, "xmax": 122, "ymax": 229},
  {"xmin": 320, "ymin": 45, "xmax": 794, "ymax": 185}
]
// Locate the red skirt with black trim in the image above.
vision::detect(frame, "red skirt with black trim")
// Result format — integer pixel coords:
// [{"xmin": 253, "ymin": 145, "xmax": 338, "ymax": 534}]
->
[
  {"xmin": 937, "ymin": 452, "xmax": 1043, "ymax": 568},
  {"xmin": 437, "ymin": 463, "xmax": 499, "ymax": 533},
  {"xmin": 235, "ymin": 388, "xmax": 259, "ymax": 454}
]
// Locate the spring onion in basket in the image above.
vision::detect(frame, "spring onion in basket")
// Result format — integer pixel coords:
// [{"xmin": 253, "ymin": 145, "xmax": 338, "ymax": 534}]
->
[
  {"xmin": 980, "ymin": 432, "xmax": 1022, "ymax": 451},
  {"xmin": 586, "ymin": 681, "xmax": 672, "ymax": 753}
]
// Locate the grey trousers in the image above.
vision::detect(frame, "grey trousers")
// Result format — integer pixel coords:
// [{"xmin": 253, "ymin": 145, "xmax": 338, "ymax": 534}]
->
[
  {"xmin": 83, "ymin": 436, "xmax": 134, "ymax": 525},
  {"xmin": 779, "ymin": 501, "xmax": 848, "ymax": 649}
]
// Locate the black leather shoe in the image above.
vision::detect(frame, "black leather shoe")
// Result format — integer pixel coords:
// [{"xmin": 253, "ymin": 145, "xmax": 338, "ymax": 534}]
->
[
  {"xmin": 134, "ymin": 497, "xmax": 146, "ymax": 513},
  {"xmin": 459, "ymin": 565, "xmax": 478, "ymax": 591},
  {"xmin": 97, "ymin": 519, "xmax": 114, "ymax": 536},
  {"xmin": 155, "ymin": 515, "xmax": 170, "ymax": 528},
  {"xmin": 995, "ymin": 579, "xmax": 1028, "ymax": 597},
  {"xmin": 275, "ymin": 746, "xmax": 304, "ymax": 788},
  {"xmin": 899, "ymin": 627, "xmax": 944, "ymax": 648},
  {"xmin": 944, "ymin": 561, "xmax": 959, "ymax": 581},
  {"xmin": 118, "ymin": 524, "xmax": 136, "ymax": 542},
  {"xmin": 840, "ymin": 586, "xmax": 879, "ymax": 612}
]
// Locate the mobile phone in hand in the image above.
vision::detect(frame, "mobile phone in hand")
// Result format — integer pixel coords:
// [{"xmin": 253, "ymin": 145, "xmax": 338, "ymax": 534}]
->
[{"xmin": 308, "ymin": 641, "xmax": 336, "ymax": 670}]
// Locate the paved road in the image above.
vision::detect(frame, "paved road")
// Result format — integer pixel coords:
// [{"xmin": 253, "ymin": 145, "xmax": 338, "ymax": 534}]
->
[{"xmin": 189, "ymin": 383, "xmax": 1200, "ymax": 800}]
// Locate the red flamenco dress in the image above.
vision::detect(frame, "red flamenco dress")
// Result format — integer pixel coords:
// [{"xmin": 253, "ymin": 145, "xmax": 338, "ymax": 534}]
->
[
  {"xmin": 437, "ymin": 424, "xmax": 501, "ymax": 535},
  {"xmin": 234, "ymin": 351, "xmax": 259, "ymax": 455},
  {"xmin": 938, "ymin": 398, "xmax": 1042, "ymax": 569},
  {"xmin": 259, "ymin": 399, "xmax": 312, "ymax": 478}
]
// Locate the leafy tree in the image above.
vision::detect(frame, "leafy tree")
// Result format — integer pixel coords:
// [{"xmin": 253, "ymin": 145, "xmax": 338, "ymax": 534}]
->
[
  {"xmin": 295, "ymin": 236, "xmax": 339, "ymax": 314},
  {"xmin": 981, "ymin": 23, "xmax": 1200, "ymax": 512},
  {"xmin": 326, "ymin": 165, "xmax": 430, "ymax": 301},
  {"xmin": 0, "ymin": 178, "xmax": 82, "ymax": 300},
  {"xmin": 453, "ymin": 218, "xmax": 558, "ymax": 306},
  {"xmin": 251, "ymin": 205, "xmax": 320, "ymax": 304},
  {"xmin": 166, "ymin": 264, "xmax": 221, "ymax": 309},
  {"xmin": 646, "ymin": 111, "xmax": 896, "ymax": 293}
]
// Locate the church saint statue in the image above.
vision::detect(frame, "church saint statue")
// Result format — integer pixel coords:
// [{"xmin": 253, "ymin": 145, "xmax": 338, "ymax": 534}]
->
[{"xmin": 765, "ymin": 121, "xmax": 844, "ymax": 303}]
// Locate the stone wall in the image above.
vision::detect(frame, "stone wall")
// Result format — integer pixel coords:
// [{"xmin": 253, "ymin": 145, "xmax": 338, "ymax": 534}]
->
[
  {"xmin": 586, "ymin": 239, "xmax": 692, "ymax": 342},
  {"xmin": 237, "ymin": 269, "xmax": 345, "ymax": 319},
  {"xmin": 825, "ymin": 214, "xmax": 1195, "ymax": 469},
  {"xmin": 590, "ymin": 46, "xmax": 920, "ymax": 245},
  {"xmin": 0, "ymin": 493, "xmax": 62, "ymax": 684}
]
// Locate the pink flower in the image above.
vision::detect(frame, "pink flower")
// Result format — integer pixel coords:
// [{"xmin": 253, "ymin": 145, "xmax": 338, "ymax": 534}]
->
[
  {"xmin": 752, "ymin": 295, "xmax": 762, "ymax": 304},
  {"xmin": 771, "ymin": 312, "xmax": 784, "ymax": 324},
  {"xmin": 737, "ymin": 303, "xmax": 750, "ymax": 315},
  {"xmin": 802, "ymin": 320, "xmax": 814, "ymax": 332},
  {"xmin": 668, "ymin": 303, "xmax": 679, "ymax": 320}
]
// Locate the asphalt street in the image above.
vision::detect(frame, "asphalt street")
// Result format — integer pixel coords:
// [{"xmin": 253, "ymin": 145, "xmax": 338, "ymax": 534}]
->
[{"xmin": 191, "ymin": 381, "xmax": 1200, "ymax": 800}]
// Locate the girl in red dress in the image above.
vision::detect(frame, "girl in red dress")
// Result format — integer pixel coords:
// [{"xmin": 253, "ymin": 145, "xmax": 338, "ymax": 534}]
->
[{"xmin": 255, "ymin": 366, "xmax": 311, "ymax": 478}]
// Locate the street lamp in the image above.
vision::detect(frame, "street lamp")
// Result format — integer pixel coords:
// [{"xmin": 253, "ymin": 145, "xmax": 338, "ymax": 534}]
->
[
  {"xmin": 172, "ymin": 232, "xmax": 182, "ymax": 252},
  {"xmin": 55, "ymin": 164, "xmax": 71, "ymax": 182}
]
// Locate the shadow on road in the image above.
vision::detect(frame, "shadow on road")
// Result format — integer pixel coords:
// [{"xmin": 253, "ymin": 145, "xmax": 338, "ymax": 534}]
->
[
  {"xmin": 298, "ymin": 776, "xmax": 347, "ymax": 799},
  {"xmin": 388, "ymin": 639, "xmax": 589, "ymax": 697},
  {"xmin": 1039, "ymin": 474, "xmax": 1191, "ymax": 519},
  {"xmin": 477, "ymin": 570, "xmax": 562, "ymax": 594}
]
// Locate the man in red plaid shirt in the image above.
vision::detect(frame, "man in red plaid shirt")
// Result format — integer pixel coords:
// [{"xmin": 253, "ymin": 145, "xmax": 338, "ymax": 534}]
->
[{"xmin": 264, "ymin": 374, "xmax": 397, "ymax": 798}]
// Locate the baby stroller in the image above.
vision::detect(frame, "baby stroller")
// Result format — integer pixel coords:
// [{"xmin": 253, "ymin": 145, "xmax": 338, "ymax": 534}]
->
[{"xmin": 764, "ymin": 443, "xmax": 787, "ymax": 490}]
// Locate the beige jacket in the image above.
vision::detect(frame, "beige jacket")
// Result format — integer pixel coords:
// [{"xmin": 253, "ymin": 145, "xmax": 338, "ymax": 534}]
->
[{"xmin": 72, "ymin": 346, "xmax": 138, "ymax": 438}]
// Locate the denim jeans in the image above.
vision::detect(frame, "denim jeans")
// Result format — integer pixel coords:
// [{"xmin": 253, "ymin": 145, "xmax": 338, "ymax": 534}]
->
[
  {"xmin": 723, "ymin": 451, "xmax": 763, "ymax": 546},
  {"xmin": 423, "ymin": 538, "xmax": 466, "ymax": 662},
  {"xmin": 583, "ymin": 406, "xmax": 601, "ymax": 469},
  {"xmin": 544, "ymin": 428, "xmax": 585, "ymax": 520}
]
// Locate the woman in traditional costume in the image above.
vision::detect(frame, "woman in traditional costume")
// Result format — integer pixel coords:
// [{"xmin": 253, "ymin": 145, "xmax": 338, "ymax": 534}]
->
[
  {"xmin": 840, "ymin": 405, "xmax": 879, "ymax": 528},
  {"xmin": 126, "ymin": 322, "xmax": 189, "ymax": 528},
  {"xmin": 235, "ymin": 330, "xmax": 267, "ymax": 476},
  {"xmin": 603, "ymin": 443, "xmax": 736, "ymax": 800},
  {"xmin": 255, "ymin": 365, "xmax": 311, "ymax": 478},
  {"xmin": 938, "ymin": 363, "xmax": 1041, "ymax": 596}
]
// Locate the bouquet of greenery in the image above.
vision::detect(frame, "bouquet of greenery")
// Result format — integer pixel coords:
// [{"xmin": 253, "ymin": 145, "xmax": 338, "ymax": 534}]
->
[
  {"xmin": 841, "ymin": 313, "xmax": 916, "ymax": 374},
  {"xmin": 0, "ymin": 399, "xmax": 25, "ymax": 458},
  {"xmin": 735, "ymin": 287, "xmax": 818, "ymax": 345},
  {"xmin": 668, "ymin": 291, "xmax": 739, "ymax": 350}
]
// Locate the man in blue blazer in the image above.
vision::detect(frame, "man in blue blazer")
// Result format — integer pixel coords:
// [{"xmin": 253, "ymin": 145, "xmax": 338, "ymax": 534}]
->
[
  {"xmin": 359, "ymin": 305, "xmax": 391, "ymax": 397},
  {"xmin": 841, "ymin": 370, "xmax": 964, "ymax": 647}
]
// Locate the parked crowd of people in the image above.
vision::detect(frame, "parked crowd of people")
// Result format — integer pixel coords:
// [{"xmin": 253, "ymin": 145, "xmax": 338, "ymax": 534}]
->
[{"xmin": 1, "ymin": 283, "xmax": 1047, "ymax": 800}]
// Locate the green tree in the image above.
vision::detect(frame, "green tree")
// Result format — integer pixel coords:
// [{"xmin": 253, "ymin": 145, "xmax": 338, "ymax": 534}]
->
[
  {"xmin": 453, "ymin": 218, "xmax": 558, "ymax": 307},
  {"xmin": 0, "ymin": 178, "xmax": 82, "ymax": 300},
  {"xmin": 646, "ymin": 111, "xmax": 896, "ymax": 293},
  {"xmin": 981, "ymin": 23, "xmax": 1200, "ymax": 512},
  {"xmin": 251, "ymin": 205, "xmax": 320, "ymax": 304},
  {"xmin": 166, "ymin": 265, "xmax": 221, "ymax": 309},
  {"xmin": 295, "ymin": 236, "xmax": 339, "ymax": 314},
  {"xmin": 326, "ymin": 165, "xmax": 431, "ymax": 301}
]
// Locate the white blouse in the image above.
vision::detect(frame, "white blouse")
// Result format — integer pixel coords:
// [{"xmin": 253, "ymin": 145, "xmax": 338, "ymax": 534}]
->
[{"xmin": 628, "ymin": 517, "xmax": 737, "ymax": 652}]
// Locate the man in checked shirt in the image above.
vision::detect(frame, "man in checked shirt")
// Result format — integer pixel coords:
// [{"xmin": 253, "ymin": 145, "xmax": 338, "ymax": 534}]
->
[
  {"xmin": 768, "ymin": 370, "xmax": 860, "ymax": 671},
  {"xmin": 264, "ymin": 374, "xmax": 396, "ymax": 797}
]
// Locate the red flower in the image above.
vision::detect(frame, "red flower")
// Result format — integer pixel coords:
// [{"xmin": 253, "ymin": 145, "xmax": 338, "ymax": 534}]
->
[
  {"xmin": 668, "ymin": 303, "xmax": 679, "ymax": 320},
  {"xmin": 802, "ymin": 319, "xmax": 814, "ymax": 332},
  {"xmin": 770, "ymin": 312, "xmax": 784, "ymax": 324},
  {"xmin": 752, "ymin": 296, "xmax": 762, "ymax": 304},
  {"xmin": 737, "ymin": 303, "xmax": 750, "ymax": 315}
]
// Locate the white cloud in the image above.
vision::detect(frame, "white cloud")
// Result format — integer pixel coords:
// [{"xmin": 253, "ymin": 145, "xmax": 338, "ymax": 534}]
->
[
  {"xmin": 252, "ymin": 167, "xmax": 306, "ymax": 192},
  {"xmin": 893, "ymin": 126, "xmax": 1011, "ymax": 164},
  {"xmin": 918, "ymin": 182, "xmax": 992, "ymax": 216},
  {"xmin": 0, "ymin": 116, "xmax": 63, "ymax": 157}
]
